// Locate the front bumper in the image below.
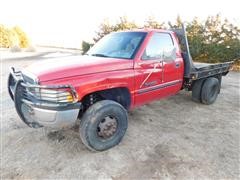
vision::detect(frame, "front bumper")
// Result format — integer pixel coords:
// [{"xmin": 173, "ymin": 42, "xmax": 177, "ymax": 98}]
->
[{"xmin": 8, "ymin": 68, "xmax": 81, "ymax": 128}]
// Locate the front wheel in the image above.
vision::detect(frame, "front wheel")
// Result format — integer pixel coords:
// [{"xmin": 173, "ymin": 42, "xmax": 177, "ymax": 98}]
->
[{"xmin": 79, "ymin": 100, "xmax": 128, "ymax": 151}]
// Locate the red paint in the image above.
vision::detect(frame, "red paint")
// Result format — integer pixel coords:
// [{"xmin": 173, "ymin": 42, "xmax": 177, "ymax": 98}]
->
[{"xmin": 26, "ymin": 29, "xmax": 184, "ymax": 109}]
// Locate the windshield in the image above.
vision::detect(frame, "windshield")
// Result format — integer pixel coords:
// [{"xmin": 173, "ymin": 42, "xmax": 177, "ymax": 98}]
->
[{"xmin": 87, "ymin": 32, "xmax": 147, "ymax": 59}]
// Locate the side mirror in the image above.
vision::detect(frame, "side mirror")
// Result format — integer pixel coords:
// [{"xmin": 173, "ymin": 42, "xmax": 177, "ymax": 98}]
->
[{"xmin": 162, "ymin": 47, "xmax": 176, "ymax": 61}]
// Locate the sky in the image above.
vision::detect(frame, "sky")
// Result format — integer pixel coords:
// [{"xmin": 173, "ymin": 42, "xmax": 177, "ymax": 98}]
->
[{"xmin": 0, "ymin": 0, "xmax": 239, "ymax": 48}]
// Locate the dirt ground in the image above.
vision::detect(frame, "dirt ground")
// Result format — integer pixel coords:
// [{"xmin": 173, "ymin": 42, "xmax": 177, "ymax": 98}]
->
[{"xmin": 1, "ymin": 51, "xmax": 240, "ymax": 179}]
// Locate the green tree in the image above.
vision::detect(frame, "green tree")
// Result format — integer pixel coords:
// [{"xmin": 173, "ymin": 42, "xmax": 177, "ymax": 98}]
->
[
  {"xmin": 113, "ymin": 16, "xmax": 138, "ymax": 31},
  {"xmin": 144, "ymin": 16, "xmax": 165, "ymax": 29},
  {"xmin": 93, "ymin": 16, "xmax": 137, "ymax": 42},
  {"xmin": 202, "ymin": 14, "xmax": 240, "ymax": 62},
  {"xmin": 81, "ymin": 41, "xmax": 93, "ymax": 54},
  {"xmin": 85, "ymin": 14, "xmax": 240, "ymax": 64},
  {"xmin": 93, "ymin": 19, "xmax": 115, "ymax": 43},
  {"xmin": 186, "ymin": 17, "xmax": 206, "ymax": 61},
  {"xmin": 168, "ymin": 15, "xmax": 183, "ymax": 29}
]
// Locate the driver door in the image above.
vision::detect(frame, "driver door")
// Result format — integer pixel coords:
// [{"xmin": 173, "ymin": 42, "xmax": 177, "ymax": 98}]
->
[{"xmin": 134, "ymin": 32, "xmax": 181, "ymax": 106}]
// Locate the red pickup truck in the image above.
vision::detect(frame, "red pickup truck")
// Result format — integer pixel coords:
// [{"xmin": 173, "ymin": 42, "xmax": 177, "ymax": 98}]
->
[{"xmin": 8, "ymin": 25, "xmax": 233, "ymax": 151}]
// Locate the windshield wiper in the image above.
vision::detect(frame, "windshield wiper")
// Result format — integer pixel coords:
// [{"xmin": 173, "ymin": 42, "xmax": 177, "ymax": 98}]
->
[{"xmin": 90, "ymin": 53, "xmax": 110, "ymax": 57}]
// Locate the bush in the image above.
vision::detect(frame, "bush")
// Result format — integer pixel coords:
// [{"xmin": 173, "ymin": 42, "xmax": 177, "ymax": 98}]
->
[
  {"xmin": 0, "ymin": 25, "xmax": 16, "ymax": 48},
  {"xmin": 81, "ymin": 41, "xmax": 92, "ymax": 54},
  {"xmin": 0, "ymin": 24, "xmax": 29, "ymax": 49},
  {"xmin": 12, "ymin": 26, "xmax": 29, "ymax": 48}
]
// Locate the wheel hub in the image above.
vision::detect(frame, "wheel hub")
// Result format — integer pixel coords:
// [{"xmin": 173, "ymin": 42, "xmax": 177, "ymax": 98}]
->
[{"xmin": 97, "ymin": 116, "xmax": 117, "ymax": 139}]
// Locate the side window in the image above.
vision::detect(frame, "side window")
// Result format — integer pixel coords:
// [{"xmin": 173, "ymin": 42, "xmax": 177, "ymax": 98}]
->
[{"xmin": 142, "ymin": 33, "xmax": 174, "ymax": 60}]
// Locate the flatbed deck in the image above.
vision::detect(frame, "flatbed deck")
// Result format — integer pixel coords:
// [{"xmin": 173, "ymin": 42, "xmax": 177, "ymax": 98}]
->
[
  {"xmin": 194, "ymin": 62, "xmax": 214, "ymax": 69},
  {"xmin": 191, "ymin": 61, "xmax": 233, "ymax": 80}
]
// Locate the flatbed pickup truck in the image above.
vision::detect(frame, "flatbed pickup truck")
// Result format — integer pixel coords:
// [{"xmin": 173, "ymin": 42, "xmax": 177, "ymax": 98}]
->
[{"xmin": 8, "ymin": 25, "xmax": 233, "ymax": 151}]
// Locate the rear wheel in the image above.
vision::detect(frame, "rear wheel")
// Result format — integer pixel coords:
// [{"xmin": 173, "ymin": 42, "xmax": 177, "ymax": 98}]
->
[
  {"xmin": 192, "ymin": 79, "xmax": 205, "ymax": 102},
  {"xmin": 79, "ymin": 100, "xmax": 128, "ymax": 151},
  {"xmin": 201, "ymin": 77, "xmax": 220, "ymax": 105}
]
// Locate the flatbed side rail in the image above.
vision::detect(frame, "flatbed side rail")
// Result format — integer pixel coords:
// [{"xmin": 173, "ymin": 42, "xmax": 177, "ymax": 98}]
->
[
  {"xmin": 194, "ymin": 61, "xmax": 234, "ymax": 71},
  {"xmin": 189, "ymin": 61, "xmax": 234, "ymax": 80}
]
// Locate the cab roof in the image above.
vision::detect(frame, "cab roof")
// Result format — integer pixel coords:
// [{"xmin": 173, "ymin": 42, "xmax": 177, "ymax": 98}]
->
[{"xmin": 119, "ymin": 28, "xmax": 173, "ymax": 34}]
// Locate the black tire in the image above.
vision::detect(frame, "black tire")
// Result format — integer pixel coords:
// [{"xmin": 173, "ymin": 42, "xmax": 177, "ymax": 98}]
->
[
  {"xmin": 201, "ymin": 77, "xmax": 220, "ymax": 105},
  {"xmin": 192, "ymin": 79, "xmax": 205, "ymax": 103},
  {"xmin": 79, "ymin": 100, "xmax": 128, "ymax": 151},
  {"xmin": 7, "ymin": 73, "xmax": 14, "ymax": 101},
  {"xmin": 217, "ymin": 75, "xmax": 222, "ymax": 93}
]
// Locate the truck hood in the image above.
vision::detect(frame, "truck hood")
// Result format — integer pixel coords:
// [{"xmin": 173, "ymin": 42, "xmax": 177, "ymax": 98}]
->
[{"xmin": 25, "ymin": 55, "xmax": 133, "ymax": 82}]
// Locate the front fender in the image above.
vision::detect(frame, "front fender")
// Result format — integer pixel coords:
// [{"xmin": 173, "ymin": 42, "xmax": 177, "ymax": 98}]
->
[{"xmin": 76, "ymin": 82, "xmax": 131, "ymax": 100}]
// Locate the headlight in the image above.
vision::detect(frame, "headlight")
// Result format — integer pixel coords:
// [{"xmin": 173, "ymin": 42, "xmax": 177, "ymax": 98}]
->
[
  {"xmin": 29, "ymin": 88, "xmax": 75, "ymax": 103},
  {"xmin": 41, "ymin": 89, "xmax": 74, "ymax": 103}
]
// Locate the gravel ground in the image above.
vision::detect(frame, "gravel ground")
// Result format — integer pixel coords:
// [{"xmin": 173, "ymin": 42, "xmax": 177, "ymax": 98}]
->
[{"xmin": 1, "ymin": 52, "xmax": 240, "ymax": 179}]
